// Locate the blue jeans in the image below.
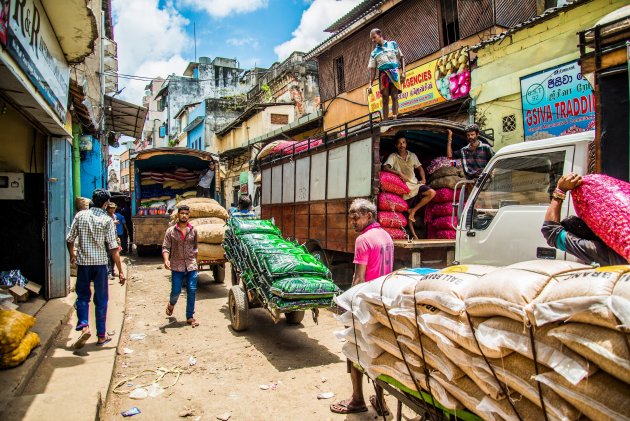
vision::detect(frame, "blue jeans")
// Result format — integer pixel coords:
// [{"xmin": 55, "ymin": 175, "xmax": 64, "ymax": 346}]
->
[
  {"xmin": 75, "ymin": 265, "xmax": 109, "ymax": 338},
  {"xmin": 170, "ymin": 271, "xmax": 198, "ymax": 319}
]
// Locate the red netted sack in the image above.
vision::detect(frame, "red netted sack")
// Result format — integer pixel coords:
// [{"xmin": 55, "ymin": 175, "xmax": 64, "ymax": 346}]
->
[
  {"xmin": 434, "ymin": 188, "xmax": 455, "ymax": 203},
  {"xmin": 272, "ymin": 140, "xmax": 295, "ymax": 154},
  {"xmin": 571, "ymin": 174, "xmax": 630, "ymax": 262},
  {"xmin": 435, "ymin": 229, "xmax": 456, "ymax": 240},
  {"xmin": 432, "ymin": 202, "xmax": 453, "ymax": 218},
  {"xmin": 378, "ymin": 192, "xmax": 409, "ymax": 212},
  {"xmin": 383, "ymin": 227, "xmax": 407, "ymax": 240},
  {"xmin": 380, "ymin": 172, "xmax": 410, "ymax": 195},
  {"xmin": 378, "ymin": 211, "xmax": 407, "ymax": 228},
  {"xmin": 432, "ymin": 216, "xmax": 456, "ymax": 230}
]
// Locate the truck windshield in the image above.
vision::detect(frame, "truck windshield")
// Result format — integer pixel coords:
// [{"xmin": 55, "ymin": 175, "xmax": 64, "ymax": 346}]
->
[{"xmin": 470, "ymin": 150, "xmax": 566, "ymax": 230}]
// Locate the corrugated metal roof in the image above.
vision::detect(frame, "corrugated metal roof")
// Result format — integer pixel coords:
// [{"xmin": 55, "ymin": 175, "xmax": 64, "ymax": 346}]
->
[{"xmin": 325, "ymin": 0, "xmax": 384, "ymax": 33}]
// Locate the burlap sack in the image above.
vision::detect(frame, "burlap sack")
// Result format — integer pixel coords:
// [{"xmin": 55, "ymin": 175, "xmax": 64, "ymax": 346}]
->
[
  {"xmin": 196, "ymin": 224, "xmax": 227, "ymax": 244},
  {"xmin": 464, "ymin": 260, "xmax": 590, "ymax": 321},
  {"xmin": 197, "ymin": 244, "xmax": 225, "ymax": 261},
  {"xmin": 189, "ymin": 217, "xmax": 226, "ymax": 226},
  {"xmin": 368, "ymin": 326, "xmax": 422, "ymax": 367},
  {"xmin": 177, "ymin": 197, "xmax": 220, "ymax": 206},
  {"xmin": 433, "ymin": 374, "xmax": 500, "ymax": 421},
  {"xmin": 549, "ymin": 323, "xmax": 630, "ymax": 384},
  {"xmin": 536, "ymin": 371, "xmax": 630, "ymax": 421},
  {"xmin": 476, "ymin": 317, "xmax": 596, "ymax": 385},
  {"xmin": 430, "ymin": 175, "xmax": 464, "ymax": 190},
  {"xmin": 526, "ymin": 267, "xmax": 630, "ymax": 331},
  {"xmin": 75, "ymin": 197, "xmax": 90, "ymax": 211},
  {"xmin": 397, "ymin": 335, "xmax": 465, "ymax": 381}
]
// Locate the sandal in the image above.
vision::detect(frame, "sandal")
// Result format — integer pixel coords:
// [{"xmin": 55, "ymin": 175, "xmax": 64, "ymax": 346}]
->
[
  {"xmin": 369, "ymin": 395, "xmax": 390, "ymax": 417},
  {"xmin": 96, "ymin": 336, "xmax": 112, "ymax": 346},
  {"xmin": 73, "ymin": 329, "xmax": 91, "ymax": 350},
  {"xmin": 187, "ymin": 318, "xmax": 199, "ymax": 328},
  {"xmin": 330, "ymin": 399, "xmax": 368, "ymax": 414},
  {"xmin": 166, "ymin": 303, "xmax": 174, "ymax": 316}
]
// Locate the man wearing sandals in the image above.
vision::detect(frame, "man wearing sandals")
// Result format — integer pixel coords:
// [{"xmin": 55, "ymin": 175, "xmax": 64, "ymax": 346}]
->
[
  {"xmin": 163, "ymin": 205, "xmax": 200, "ymax": 327},
  {"xmin": 67, "ymin": 189, "xmax": 126, "ymax": 348},
  {"xmin": 331, "ymin": 199, "xmax": 393, "ymax": 417}
]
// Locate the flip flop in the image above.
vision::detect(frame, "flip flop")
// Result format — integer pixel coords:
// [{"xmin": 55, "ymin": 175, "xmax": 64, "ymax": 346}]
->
[
  {"xmin": 187, "ymin": 318, "xmax": 199, "ymax": 328},
  {"xmin": 330, "ymin": 399, "xmax": 368, "ymax": 414},
  {"xmin": 73, "ymin": 330, "xmax": 91, "ymax": 350},
  {"xmin": 95, "ymin": 336, "xmax": 112, "ymax": 346},
  {"xmin": 166, "ymin": 303, "xmax": 174, "ymax": 316},
  {"xmin": 369, "ymin": 395, "xmax": 390, "ymax": 417}
]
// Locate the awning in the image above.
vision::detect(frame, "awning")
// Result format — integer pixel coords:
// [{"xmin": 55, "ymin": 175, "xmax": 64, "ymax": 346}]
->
[{"xmin": 104, "ymin": 95, "xmax": 148, "ymax": 138}]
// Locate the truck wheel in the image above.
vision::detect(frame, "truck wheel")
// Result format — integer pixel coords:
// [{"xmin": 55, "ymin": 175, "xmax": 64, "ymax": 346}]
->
[
  {"xmin": 228, "ymin": 285, "xmax": 248, "ymax": 331},
  {"xmin": 285, "ymin": 311, "xmax": 305, "ymax": 325},
  {"xmin": 212, "ymin": 264, "xmax": 225, "ymax": 283}
]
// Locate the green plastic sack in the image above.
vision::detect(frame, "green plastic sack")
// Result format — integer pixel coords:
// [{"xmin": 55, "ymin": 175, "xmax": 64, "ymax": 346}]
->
[
  {"xmin": 0, "ymin": 331, "xmax": 40, "ymax": 369},
  {"xmin": 229, "ymin": 218, "xmax": 281, "ymax": 236},
  {"xmin": 270, "ymin": 276, "xmax": 341, "ymax": 299},
  {"xmin": 269, "ymin": 296, "xmax": 334, "ymax": 312},
  {"xmin": 260, "ymin": 253, "xmax": 330, "ymax": 278},
  {"xmin": 0, "ymin": 310, "xmax": 35, "ymax": 354}
]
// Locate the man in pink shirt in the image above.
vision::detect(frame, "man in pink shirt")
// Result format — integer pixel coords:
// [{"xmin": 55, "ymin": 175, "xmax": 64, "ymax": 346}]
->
[{"xmin": 331, "ymin": 199, "xmax": 393, "ymax": 416}]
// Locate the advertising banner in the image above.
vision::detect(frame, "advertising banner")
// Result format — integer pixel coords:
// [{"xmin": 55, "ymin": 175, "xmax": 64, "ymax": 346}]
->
[
  {"xmin": 0, "ymin": 0, "xmax": 8, "ymax": 46},
  {"xmin": 7, "ymin": 0, "xmax": 70, "ymax": 122},
  {"xmin": 368, "ymin": 48, "xmax": 470, "ymax": 115},
  {"xmin": 520, "ymin": 61, "xmax": 595, "ymax": 141}
]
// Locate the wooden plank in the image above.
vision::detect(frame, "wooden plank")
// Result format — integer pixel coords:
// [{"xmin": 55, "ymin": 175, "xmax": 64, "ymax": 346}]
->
[
  {"xmin": 295, "ymin": 204, "xmax": 309, "ymax": 215},
  {"xmin": 326, "ymin": 201, "xmax": 347, "ymax": 215},
  {"xmin": 393, "ymin": 239, "xmax": 456, "ymax": 250},
  {"xmin": 326, "ymin": 214, "xmax": 347, "ymax": 230},
  {"xmin": 282, "ymin": 206, "xmax": 295, "ymax": 237},
  {"xmin": 261, "ymin": 206, "xmax": 272, "ymax": 219},
  {"xmin": 310, "ymin": 203, "xmax": 326, "ymax": 215},
  {"xmin": 411, "ymin": 251, "xmax": 423, "ymax": 268},
  {"xmin": 295, "ymin": 214, "xmax": 309, "ymax": 228}
]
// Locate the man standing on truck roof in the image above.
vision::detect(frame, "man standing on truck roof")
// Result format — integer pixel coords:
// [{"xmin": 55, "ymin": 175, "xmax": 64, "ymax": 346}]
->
[
  {"xmin": 196, "ymin": 160, "xmax": 216, "ymax": 199},
  {"xmin": 447, "ymin": 125, "xmax": 494, "ymax": 179},
  {"xmin": 330, "ymin": 199, "xmax": 393, "ymax": 417},
  {"xmin": 541, "ymin": 173, "xmax": 626, "ymax": 266},
  {"xmin": 66, "ymin": 189, "xmax": 125, "ymax": 349},
  {"xmin": 368, "ymin": 28, "xmax": 405, "ymax": 120},
  {"xmin": 383, "ymin": 134, "xmax": 436, "ymax": 236},
  {"xmin": 163, "ymin": 205, "xmax": 200, "ymax": 327}
]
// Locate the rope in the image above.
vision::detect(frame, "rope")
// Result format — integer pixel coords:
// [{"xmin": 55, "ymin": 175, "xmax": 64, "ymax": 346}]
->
[
  {"xmin": 527, "ymin": 326, "xmax": 549, "ymax": 421},
  {"xmin": 112, "ymin": 366, "xmax": 185, "ymax": 395}
]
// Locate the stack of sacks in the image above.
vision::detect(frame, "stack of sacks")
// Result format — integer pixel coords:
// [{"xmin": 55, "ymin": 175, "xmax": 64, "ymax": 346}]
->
[
  {"xmin": 0, "ymin": 310, "xmax": 40, "ymax": 369},
  {"xmin": 139, "ymin": 168, "xmax": 201, "ymax": 206},
  {"xmin": 425, "ymin": 157, "xmax": 465, "ymax": 240},
  {"xmin": 223, "ymin": 219, "xmax": 340, "ymax": 312},
  {"xmin": 335, "ymin": 260, "xmax": 630, "ymax": 420},
  {"xmin": 378, "ymin": 172, "xmax": 410, "ymax": 240}
]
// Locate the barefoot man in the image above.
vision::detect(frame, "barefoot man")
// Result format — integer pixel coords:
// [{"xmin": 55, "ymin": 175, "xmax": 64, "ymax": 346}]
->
[{"xmin": 368, "ymin": 28, "xmax": 405, "ymax": 120}]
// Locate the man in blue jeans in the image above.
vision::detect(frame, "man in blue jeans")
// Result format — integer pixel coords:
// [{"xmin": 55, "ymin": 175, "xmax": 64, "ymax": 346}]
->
[
  {"xmin": 163, "ymin": 205, "xmax": 200, "ymax": 327},
  {"xmin": 67, "ymin": 189, "xmax": 126, "ymax": 349}
]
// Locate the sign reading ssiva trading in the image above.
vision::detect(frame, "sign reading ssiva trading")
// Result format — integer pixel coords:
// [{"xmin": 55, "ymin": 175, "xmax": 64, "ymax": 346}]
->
[
  {"xmin": 520, "ymin": 61, "xmax": 595, "ymax": 141},
  {"xmin": 7, "ymin": 0, "xmax": 70, "ymax": 122},
  {"xmin": 368, "ymin": 49, "xmax": 471, "ymax": 114}
]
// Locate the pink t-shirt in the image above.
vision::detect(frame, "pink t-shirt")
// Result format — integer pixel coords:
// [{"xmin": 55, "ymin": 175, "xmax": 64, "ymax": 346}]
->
[{"xmin": 353, "ymin": 222, "xmax": 394, "ymax": 282}]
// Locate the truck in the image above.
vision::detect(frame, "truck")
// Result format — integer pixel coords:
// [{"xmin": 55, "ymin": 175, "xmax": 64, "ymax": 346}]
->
[
  {"xmin": 258, "ymin": 113, "xmax": 597, "ymax": 274},
  {"xmin": 130, "ymin": 147, "xmax": 226, "ymax": 281}
]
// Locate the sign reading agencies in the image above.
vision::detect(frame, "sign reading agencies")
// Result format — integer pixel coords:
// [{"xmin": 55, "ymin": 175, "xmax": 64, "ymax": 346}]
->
[
  {"xmin": 7, "ymin": 0, "xmax": 70, "ymax": 122},
  {"xmin": 520, "ymin": 61, "xmax": 595, "ymax": 141}
]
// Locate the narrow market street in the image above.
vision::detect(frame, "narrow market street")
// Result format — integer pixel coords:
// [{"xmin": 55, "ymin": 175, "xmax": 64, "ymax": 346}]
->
[{"xmin": 101, "ymin": 257, "xmax": 405, "ymax": 421}]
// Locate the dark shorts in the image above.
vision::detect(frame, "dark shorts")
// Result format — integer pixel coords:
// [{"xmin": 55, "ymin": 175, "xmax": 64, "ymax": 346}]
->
[{"xmin": 406, "ymin": 184, "xmax": 433, "ymax": 208}]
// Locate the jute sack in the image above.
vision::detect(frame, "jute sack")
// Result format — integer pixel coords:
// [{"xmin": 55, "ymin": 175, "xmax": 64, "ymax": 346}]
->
[
  {"xmin": 536, "ymin": 371, "xmax": 630, "ymax": 421},
  {"xmin": 177, "ymin": 197, "xmax": 220, "ymax": 206},
  {"xmin": 196, "ymin": 224, "xmax": 227, "ymax": 244},
  {"xmin": 397, "ymin": 335, "xmax": 465, "ymax": 381},
  {"xmin": 189, "ymin": 217, "xmax": 226, "ymax": 227},
  {"xmin": 367, "ymin": 326, "xmax": 422, "ymax": 367},
  {"xmin": 526, "ymin": 267, "xmax": 630, "ymax": 331},
  {"xmin": 433, "ymin": 374, "xmax": 501, "ymax": 421},
  {"xmin": 397, "ymin": 264, "xmax": 497, "ymax": 315},
  {"xmin": 477, "ymin": 395, "xmax": 545, "ymax": 421},
  {"xmin": 172, "ymin": 199, "xmax": 228, "ymax": 220},
  {"xmin": 549, "ymin": 323, "xmax": 630, "ymax": 384},
  {"xmin": 197, "ymin": 244, "xmax": 225, "ymax": 261},
  {"xmin": 392, "ymin": 361, "xmax": 464, "ymax": 411},
  {"xmin": 478, "ymin": 353, "xmax": 581, "ymax": 420},
  {"xmin": 464, "ymin": 260, "xmax": 590, "ymax": 321},
  {"xmin": 476, "ymin": 317, "xmax": 596, "ymax": 385}
]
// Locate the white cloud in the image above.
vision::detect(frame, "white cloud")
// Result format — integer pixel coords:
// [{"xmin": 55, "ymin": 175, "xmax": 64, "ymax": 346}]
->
[
  {"xmin": 181, "ymin": 0, "xmax": 268, "ymax": 18},
  {"xmin": 274, "ymin": 0, "xmax": 362, "ymax": 60},
  {"xmin": 112, "ymin": 0, "xmax": 191, "ymax": 103},
  {"xmin": 227, "ymin": 37, "xmax": 259, "ymax": 49}
]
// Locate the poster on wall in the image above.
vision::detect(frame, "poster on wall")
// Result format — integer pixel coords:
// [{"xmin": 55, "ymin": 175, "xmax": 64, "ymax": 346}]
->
[
  {"xmin": 6, "ymin": 0, "xmax": 70, "ymax": 122},
  {"xmin": 368, "ymin": 48, "xmax": 471, "ymax": 115},
  {"xmin": 520, "ymin": 60, "xmax": 595, "ymax": 141},
  {"xmin": 0, "ymin": 0, "xmax": 8, "ymax": 46}
]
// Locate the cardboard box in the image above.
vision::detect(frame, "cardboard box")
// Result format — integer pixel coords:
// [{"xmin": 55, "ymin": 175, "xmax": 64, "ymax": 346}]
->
[
  {"xmin": 0, "ymin": 301, "xmax": 19, "ymax": 310},
  {"xmin": 25, "ymin": 281, "xmax": 42, "ymax": 295},
  {"xmin": 9, "ymin": 285, "xmax": 28, "ymax": 302}
]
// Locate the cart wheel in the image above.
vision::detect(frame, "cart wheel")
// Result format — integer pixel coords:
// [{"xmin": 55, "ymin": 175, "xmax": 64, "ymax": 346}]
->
[
  {"xmin": 212, "ymin": 264, "xmax": 225, "ymax": 283},
  {"xmin": 285, "ymin": 311, "xmax": 305, "ymax": 325},
  {"xmin": 230, "ymin": 265, "xmax": 240, "ymax": 286},
  {"xmin": 228, "ymin": 285, "xmax": 249, "ymax": 331}
]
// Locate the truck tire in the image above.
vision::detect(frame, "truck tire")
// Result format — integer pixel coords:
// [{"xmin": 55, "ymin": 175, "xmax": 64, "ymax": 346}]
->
[
  {"xmin": 228, "ymin": 285, "xmax": 248, "ymax": 331},
  {"xmin": 285, "ymin": 311, "xmax": 305, "ymax": 325},
  {"xmin": 212, "ymin": 264, "xmax": 225, "ymax": 283}
]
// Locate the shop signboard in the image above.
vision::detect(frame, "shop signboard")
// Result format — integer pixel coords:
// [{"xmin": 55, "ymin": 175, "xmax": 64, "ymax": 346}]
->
[
  {"xmin": 0, "ymin": 0, "xmax": 9, "ymax": 46},
  {"xmin": 6, "ymin": 0, "xmax": 70, "ymax": 122},
  {"xmin": 368, "ymin": 48, "xmax": 470, "ymax": 115},
  {"xmin": 520, "ymin": 60, "xmax": 595, "ymax": 141}
]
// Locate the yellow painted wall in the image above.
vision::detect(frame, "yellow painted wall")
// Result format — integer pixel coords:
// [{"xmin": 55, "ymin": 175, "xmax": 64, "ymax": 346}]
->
[
  {"xmin": 0, "ymin": 105, "xmax": 46, "ymax": 173},
  {"xmin": 472, "ymin": 0, "xmax": 625, "ymax": 150}
]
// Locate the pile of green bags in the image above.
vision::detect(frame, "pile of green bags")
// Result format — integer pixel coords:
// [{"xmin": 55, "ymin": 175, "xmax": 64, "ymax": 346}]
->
[
  {"xmin": 224, "ymin": 219, "xmax": 340, "ymax": 311},
  {"xmin": 0, "ymin": 310, "xmax": 40, "ymax": 369}
]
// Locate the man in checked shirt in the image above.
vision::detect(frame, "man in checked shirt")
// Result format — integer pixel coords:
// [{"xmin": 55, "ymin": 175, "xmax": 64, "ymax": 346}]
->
[{"xmin": 67, "ymin": 189, "xmax": 126, "ymax": 349}]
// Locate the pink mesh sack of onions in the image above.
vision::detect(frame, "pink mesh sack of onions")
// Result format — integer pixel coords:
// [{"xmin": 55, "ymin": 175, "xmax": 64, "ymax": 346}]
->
[
  {"xmin": 433, "ymin": 188, "xmax": 455, "ymax": 203},
  {"xmin": 435, "ymin": 229, "xmax": 456, "ymax": 240},
  {"xmin": 380, "ymin": 172, "xmax": 410, "ymax": 195},
  {"xmin": 383, "ymin": 227, "xmax": 407, "ymax": 240},
  {"xmin": 378, "ymin": 211, "xmax": 407, "ymax": 228},
  {"xmin": 571, "ymin": 174, "xmax": 630, "ymax": 262},
  {"xmin": 378, "ymin": 192, "xmax": 409, "ymax": 212},
  {"xmin": 431, "ymin": 216, "xmax": 456, "ymax": 230}
]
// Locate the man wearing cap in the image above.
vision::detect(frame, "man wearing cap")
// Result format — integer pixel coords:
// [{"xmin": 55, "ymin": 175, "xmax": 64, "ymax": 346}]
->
[{"xmin": 67, "ymin": 189, "xmax": 126, "ymax": 348}]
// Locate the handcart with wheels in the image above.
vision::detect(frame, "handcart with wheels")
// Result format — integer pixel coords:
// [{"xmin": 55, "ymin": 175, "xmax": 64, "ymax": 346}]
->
[{"xmin": 196, "ymin": 258, "xmax": 226, "ymax": 283}]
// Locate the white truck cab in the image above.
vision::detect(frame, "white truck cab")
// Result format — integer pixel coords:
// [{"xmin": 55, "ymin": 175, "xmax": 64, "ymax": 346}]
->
[{"xmin": 454, "ymin": 131, "xmax": 593, "ymax": 266}]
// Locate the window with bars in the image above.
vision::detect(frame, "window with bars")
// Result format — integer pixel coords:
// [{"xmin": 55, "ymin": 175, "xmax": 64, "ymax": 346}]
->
[
  {"xmin": 334, "ymin": 56, "xmax": 345, "ymax": 94},
  {"xmin": 440, "ymin": 0, "xmax": 461, "ymax": 47},
  {"xmin": 502, "ymin": 114, "xmax": 517, "ymax": 132}
]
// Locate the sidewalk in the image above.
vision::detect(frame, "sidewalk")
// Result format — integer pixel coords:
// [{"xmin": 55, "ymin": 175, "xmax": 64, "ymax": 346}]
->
[{"xmin": 0, "ymin": 261, "xmax": 129, "ymax": 421}]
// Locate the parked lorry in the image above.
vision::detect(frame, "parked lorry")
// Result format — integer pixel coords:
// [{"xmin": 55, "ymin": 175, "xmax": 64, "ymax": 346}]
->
[{"xmin": 258, "ymin": 113, "xmax": 596, "ymax": 270}]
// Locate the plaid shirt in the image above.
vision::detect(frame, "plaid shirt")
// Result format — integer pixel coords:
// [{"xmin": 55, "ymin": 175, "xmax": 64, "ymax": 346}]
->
[
  {"xmin": 230, "ymin": 209, "xmax": 257, "ymax": 220},
  {"xmin": 453, "ymin": 143, "xmax": 494, "ymax": 179},
  {"xmin": 66, "ymin": 208, "xmax": 118, "ymax": 266},
  {"xmin": 162, "ymin": 224, "xmax": 198, "ymax": 272}
]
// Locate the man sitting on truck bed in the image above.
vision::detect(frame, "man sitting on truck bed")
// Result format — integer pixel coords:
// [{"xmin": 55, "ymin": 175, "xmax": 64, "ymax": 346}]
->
[
  {"xmin": 447, "ymin": 124, "xmax": 494, "ymax": 179},
  {"xmin": 383, "ymin": 134, "xmax": 436, "ymax": 232}
]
